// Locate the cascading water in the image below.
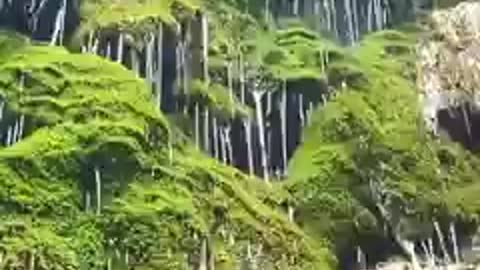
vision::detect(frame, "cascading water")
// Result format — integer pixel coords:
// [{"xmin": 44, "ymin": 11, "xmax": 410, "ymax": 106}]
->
[
  {"xmin": 371, "ymin": 2, "xmax": 480, "ymax": 270},
  {"xmin": 0, "ymin": 0, "xmax": 421, "ymax": 182},
  {"xmin": 4, "ymin": 2, "xmax": 474, "ymax": 269}
]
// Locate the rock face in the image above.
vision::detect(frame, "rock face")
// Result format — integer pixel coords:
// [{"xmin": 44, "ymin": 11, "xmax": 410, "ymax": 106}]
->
[{"xmin": 417, "ymin": 1, "xmax": 480, "ymax": 150}]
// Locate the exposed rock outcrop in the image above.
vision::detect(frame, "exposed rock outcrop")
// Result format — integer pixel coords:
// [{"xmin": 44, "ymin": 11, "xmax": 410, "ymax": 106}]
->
[{"xmin": 418, "ymin": 1, "xmax": 480, "ymax": 150}]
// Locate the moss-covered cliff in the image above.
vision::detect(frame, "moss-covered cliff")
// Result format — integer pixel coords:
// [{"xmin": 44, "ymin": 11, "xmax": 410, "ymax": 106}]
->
[
  {"xmin": 0, "ymin": 31, "xmax": 335, "ymax": 269},
  {"xmin": 286, "ymin": 25, "xmax": 480, "ymax": 266},
  {"xmin": 1, "ymin": 0, "xmax": 480, "ymax": 270}
]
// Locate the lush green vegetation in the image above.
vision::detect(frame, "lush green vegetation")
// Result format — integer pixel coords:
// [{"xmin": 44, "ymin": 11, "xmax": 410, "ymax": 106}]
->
[
  {"xmin": 286, "ymin": 26, "xmax": 480, "ymax": 255},
  {"xmin": 0, "ymin": 30, "xmax": 333, "ymax": 269},
  {"xmin": 1, "ymin": 0, "xmax": 480, "ymax": 269}
]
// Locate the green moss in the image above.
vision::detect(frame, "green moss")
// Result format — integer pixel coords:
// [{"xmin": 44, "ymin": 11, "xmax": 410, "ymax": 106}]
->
[
  {"xmin": 0, "ymin": 31, "xmax": 29, "ymax": 59},
  {"xmin": 73, "ymin": 0, "xmax": 203, "ymax": 50},
  {"xmin": 0, "ymin": 215, "xmax": 92, "ymax": 269},
  {"xmin": 287, "ymin": 26, "xmax": 480, "ymax": 252},
  {"xmin": 0, "ymin": 32, "xmax": 333, "ymax": 270},
  {"xmin": 0, "ymin": 42, "xmax": 168, "ymax": 135},
  {"xmin": 80, "ymin": 0, "xmax": 201, "ymax": 29},
  {"xmin": 207, "ymin": 9, "xmax": 343, "ymax": 84},
  {"xmin": 190, "ymin": 80, "xmax": 251, "ymax": 120}
]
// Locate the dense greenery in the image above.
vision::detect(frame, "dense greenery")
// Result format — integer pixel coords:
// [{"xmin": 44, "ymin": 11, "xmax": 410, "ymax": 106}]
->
[
  {"xmin": 287, "ymin": 26, "xmax": 480, "ymax": 257},
  {"xmin": 1, "ymin": 0, "xmax": 480, "ymax": 269},
  {"xmin": 0, "ymin": 31, "xmax": 333, "ymax": 269}
]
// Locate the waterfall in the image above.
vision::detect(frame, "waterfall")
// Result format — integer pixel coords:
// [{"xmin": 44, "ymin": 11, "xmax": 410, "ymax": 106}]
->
[
  {"xmin": 226, "ymin": 125, "xmax": 234, "ymax": 165},
  {"xmin": 94, "ymin": 166, "xmax": 102, "ymax": 215},
  {"xmin": 344, "ymin": 0, "xmax": 355, "ymax": 45},
  {"xmin": 352, "ymin": 0, "xmax": 359, "ymax": 42},
  {"xmin": 244, "ymin": 118, "xmax": 254, "ymax": 176},
  {"xmin": 434, "ymin": 220, "xmax": 452, "ymax": 264},
  {"xmin": 280, "ymin": 80, "xmax": 288, "ymax": 176},
  {"xmin": 0, "ymin": 0, "xmax": 422, "ymax": 185},
  {"xmin": 195, "ymin": 103, "xmax": 200, "ymax": 149},
  {"xmin": 18, "ymin": 115, "xmax": 25, "ymax": 140},
  {"xmin": 12, "ymin": 118, "xmax": 18, "ymax": 144},
  {"xmin": 298, "ymin": 94, "xmax": 305, "ymax": 128},
  {"xmin": 203, "ymin": 108, "xmax": 210, "ymax": 153},
  {"xmin": 219, "ymin": 125, "xmax": 227, "ymax": 164},
  {"xmin": 50, "ymin": 0, "xmax": 67, "ymax": 46},
  {"xmin": 145, "ymin": 33, "xmax": 155, "ymax": 84},
  {"xmin": 116, "ymin": 33, "xmax": 124, "ymax": 63},
  {"xmin": 450, "ymin": 222, "xmax": 460, "ymax": 264},
  {"xmin": 252, "ymin": 90, "xmax": 269, "ymax": 183},
  {"xmin": 0, "ymin": 101, "xmax": 4, "ymax": 121},
  {"xmin": 5, "ymin": 126, "xmax": 11, "ymax": 146},
  {"xmin": 3, "ymin": 1, "xmax": 480, "ymax": 270},
  {"xmin": 213, "ymin": 117, "xmax": 219, "ymax": 159},
  {"xmin": 155, "ymin": 24, "xmax": 163, "ymax": 109},
  {"xmin": 105, "ymin": 42, "xmax": 111, "ymax": 59},
  {"xmin": 367, "ymin": 0, "xmax": 373, "ymax": 32}
]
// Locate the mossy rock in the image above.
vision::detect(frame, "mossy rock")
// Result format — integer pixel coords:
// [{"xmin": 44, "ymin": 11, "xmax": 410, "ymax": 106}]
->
[
  {"xmin": 80, "ymin": 0, "xmax": 201, "ymax": 29},
  {"xmin": 189, "ymin": 79, "xmax": 251, "ymax": 120},
  {"xmin": 0, "ymin": 32, "xmax": 334, "ymax": 270},
  {"xmin": 287, "ymin": 27, "xmax": 480, "ymax": 255}
]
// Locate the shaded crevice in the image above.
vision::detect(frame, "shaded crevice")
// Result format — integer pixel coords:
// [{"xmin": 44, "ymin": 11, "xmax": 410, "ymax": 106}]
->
[
  {"xmin": 437, "ymin": 103, "xmax": 480, "ymax": 152},
  {"xmin": 0, "ymin": 0, "xmax": 79, "ymax": 44}
]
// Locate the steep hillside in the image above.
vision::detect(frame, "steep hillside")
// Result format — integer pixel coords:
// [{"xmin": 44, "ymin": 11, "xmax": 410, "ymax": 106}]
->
[
  {"xmin": 1, "ymin": 0, "xmax": 480, "ymax": 270},
  {"xmin": 0, "ymin": 32, "xmax": 333, "ymax": 269},
  {"xmin": 287, "ymin": 25, "xmax": 480, "ymax": 269}
]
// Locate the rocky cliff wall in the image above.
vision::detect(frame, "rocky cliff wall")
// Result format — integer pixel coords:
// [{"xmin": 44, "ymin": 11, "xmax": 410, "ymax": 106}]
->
[{"xmin": 418, "ymin": 1, "xmax": 480, "ymax": 151}]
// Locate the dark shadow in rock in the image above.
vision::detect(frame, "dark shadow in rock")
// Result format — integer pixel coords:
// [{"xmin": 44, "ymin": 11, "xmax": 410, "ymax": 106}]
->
[{"xmin": 437, "ymin": 103, "xmax": 480, "ymax": 152}]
